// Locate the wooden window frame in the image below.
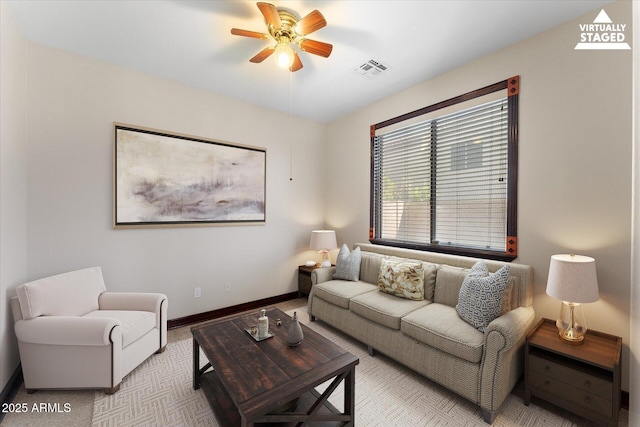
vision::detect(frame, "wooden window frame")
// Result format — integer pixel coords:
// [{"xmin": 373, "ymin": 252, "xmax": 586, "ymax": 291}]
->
[{"xmin": 370, "ymin": 76, "xmax": 519, "ymax": 261}]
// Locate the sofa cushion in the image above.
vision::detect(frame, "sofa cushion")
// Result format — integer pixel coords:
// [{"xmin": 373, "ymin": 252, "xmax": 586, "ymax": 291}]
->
[
  {"xmin": 434, "ymin": 265, "xmax": 512, "ymax": 314},
  {"xmin": 313, "ymin": 280, "xmax": 378, "ymax": 309},
  {"xmin": 456, "ymin": 262, "xmax": 510, "ymax": 332},
  {"xmin": 434, "ymin": 265, "xmax": 468, "ymax": 306},
  {"xmin": 401, "ymin": 303, "xmax": 485, "ymax": 363},
  {"xmin": 350, "ymin": 290, "xmax": 429, "ymax": 330},
  {"xmin": 84, "ymin": 310, "xmax": 156, "ymax": 348},
  {"xmin": 333, "ymin": 245, "xmax": 361, "ymax": 281},
  {"xmin": 359, "ymin": 252, "xmax": 383, "ymax": 284},
  {"xmin": 378, "ymin": 259, "xmax": 425, "ymax": 300},
  {"xmin": 16, "ymin": 267, "xmax": 107, "ymax": 320}
]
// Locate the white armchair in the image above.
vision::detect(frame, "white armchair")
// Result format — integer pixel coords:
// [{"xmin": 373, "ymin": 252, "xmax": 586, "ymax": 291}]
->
[{"xmin": 11, "ymin": 267, "xmax": 167, "ymax": 394}]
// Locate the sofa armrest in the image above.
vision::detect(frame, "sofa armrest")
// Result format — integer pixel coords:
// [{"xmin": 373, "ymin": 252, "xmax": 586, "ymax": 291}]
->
[
  {"xmin": 311, "ymin": 267, "xmax": 336, "ymax": 286},
  {"xmin": 480, "ymin": 306, "xmax": 535, "ymax": 414},
  {"xmin": 14, "ymin": 316, "xmax": 120, "ymax": 346}
]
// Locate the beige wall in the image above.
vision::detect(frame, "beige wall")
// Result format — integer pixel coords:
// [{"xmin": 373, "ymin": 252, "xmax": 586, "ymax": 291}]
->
[
  {"xmin": 1, "ymin": 2, "xmax": 329, "ymax": 396},
  {"xmin": 630, "ymin": 1, "xmax": 639, "ymax": 423},
  {"xmin": 22, "ymin": 44, "xmax": 326, "ymax": 319},
  {"xmin": 0, "ymin": 2, "xmax": 28, "ymax": 394},
  {"xmin": 326, "ymin": 1, "xmax": 633, "ymax": 390}
]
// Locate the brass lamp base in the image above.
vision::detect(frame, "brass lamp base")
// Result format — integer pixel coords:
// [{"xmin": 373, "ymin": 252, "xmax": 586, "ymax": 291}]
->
[
  {"xmin": 556, "ymin": 301, "xmax": 587, "ymax": 346},
  {"xmin": 558, "ymin": 328, "xmax": 584, "ymax": 345}
]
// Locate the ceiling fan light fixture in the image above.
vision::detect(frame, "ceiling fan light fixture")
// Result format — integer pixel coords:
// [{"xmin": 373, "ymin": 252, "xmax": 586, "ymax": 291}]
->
[
  {"xmin": 231, "ymin": 2, "xmax": 331, "ymax": 72},
  {"xmin": 275, "ymin": 42, "xmax": 294, "ymax": 68}
]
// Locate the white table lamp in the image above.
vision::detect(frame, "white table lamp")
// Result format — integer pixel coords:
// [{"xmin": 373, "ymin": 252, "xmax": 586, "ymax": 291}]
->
[
  {"xmin": 310, "ymin": 230, "xmax": 337, "ymax": 267},
  {"xmin": 546, "ymin": 254, "xmax": 599, "ymax": 345}
]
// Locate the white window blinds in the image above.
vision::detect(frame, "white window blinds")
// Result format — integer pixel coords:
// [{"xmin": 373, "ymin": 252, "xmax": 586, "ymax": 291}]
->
[
  {"xmin": 434, "ymin": 98, "xmax": 508, "ymax": 251},
  {"xmin": 372, "ymin": 95, "xmax": 512, "ymax": 257}
]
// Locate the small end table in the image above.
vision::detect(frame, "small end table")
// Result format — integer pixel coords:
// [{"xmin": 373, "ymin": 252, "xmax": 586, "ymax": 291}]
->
[
  {"xmin": 524, "ymin": 318, "xmax": 621, "ymax": 426},
  {"xmin": 297, "ymin": 265, "xmax": 318, "ymax": 297}
]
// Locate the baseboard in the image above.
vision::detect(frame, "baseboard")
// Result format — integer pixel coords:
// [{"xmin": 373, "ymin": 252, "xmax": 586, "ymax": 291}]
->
[
  {"xmin": 168, "ymin": 291, "xmax": 299, "ymax": 330},
  {"xmin": 0, "ymin": 364, "xmax": 23, "ymax": 423}
]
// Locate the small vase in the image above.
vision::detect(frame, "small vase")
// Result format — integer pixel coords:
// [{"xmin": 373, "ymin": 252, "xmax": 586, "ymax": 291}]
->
[
  {"xmin": 258, "ymin": 309, "xmax": 269, "ymax": 339},
  {"xmin": 287, "ymin": 312, "xmax": 304, "ymax": 347}
]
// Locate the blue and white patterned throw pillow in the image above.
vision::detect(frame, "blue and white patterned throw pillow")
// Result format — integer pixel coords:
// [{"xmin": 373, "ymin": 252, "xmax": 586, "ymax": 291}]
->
[
  {"xmin": 456, "ymin": 262, "xmax": 510, "ymax": 332},
  {"xmin": 333, "ymin": 244, "xmax": 361, "ymax": 281}
]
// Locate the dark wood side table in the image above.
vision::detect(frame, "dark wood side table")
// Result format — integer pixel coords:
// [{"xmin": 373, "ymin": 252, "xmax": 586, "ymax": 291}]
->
[
  {"xmin": 524, "ymin": 318, "xmax": 622, "ymax": 426},
  {"xmin": 298, "ymin": 265, "xmax": 318, "ymax": 297}
]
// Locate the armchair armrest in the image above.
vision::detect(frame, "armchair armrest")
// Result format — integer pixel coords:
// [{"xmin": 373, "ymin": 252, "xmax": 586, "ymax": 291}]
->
[
  {"xmin": 480, "ymin": 306, "xmax": 535, "ymax": 415},
  {"xmin": 311, "ymin": 267, "xmax": 336, "ymax": 286},
  {"xmin": 99, "ymin": 292, "xmax": 166, "ymax": 313},
  {"xmin": 14, "ymin": 316, "xmax": 119, "ymax": 346},
  {"xmin": 99, "ymin": 292, "xmax": 167, "ymax": 347}
]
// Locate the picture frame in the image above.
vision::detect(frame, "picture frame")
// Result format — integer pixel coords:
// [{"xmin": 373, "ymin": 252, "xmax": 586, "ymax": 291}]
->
[{"xmin": 113, "ymin": 123, "xmax": 266, "ymax": 228}]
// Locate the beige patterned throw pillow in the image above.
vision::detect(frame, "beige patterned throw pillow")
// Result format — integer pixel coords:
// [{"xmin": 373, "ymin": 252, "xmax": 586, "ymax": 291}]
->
[{"xmin": 378, "ymin": 259, "xmax": 425, "ymax": 300}]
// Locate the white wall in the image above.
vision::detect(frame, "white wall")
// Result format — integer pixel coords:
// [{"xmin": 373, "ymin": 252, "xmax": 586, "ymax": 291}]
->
[
  {"xmin": 24, "ymin": 43, "xmax": 327, "ymax": 320},
  {"xmin": 0, "ymin": 2, "xmax": 28, "ymax": 393},
  {"xmin": 630, "ymin": 1, "xmax": 639, "ymax": 423},
  {"xmin": 326, "ymin": 1, "xmax": 633, "ymax": 391}
]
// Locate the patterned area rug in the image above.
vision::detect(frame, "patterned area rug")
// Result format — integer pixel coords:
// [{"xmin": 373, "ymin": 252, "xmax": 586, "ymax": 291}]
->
[
  {"xmin": 92, "ymin": 338, "xmax": 212, "ymax": 426},
  {"xmin": 92, "ymin": 309, "xmax": 629, "ymax": 426}
]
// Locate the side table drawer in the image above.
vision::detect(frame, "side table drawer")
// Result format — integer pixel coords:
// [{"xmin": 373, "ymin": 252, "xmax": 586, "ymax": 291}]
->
[
  {"xmin": 529, "ymin": 355, "xmax": 612, "ymax": 398},
  {"xmin": 528, "ymin": 371, "xmax": 612, "ymax": 418}
]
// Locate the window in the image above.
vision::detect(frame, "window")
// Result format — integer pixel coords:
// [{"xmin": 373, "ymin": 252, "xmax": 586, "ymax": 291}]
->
[{"xmin": 370, "ymin": 77, "xmax": 519, "ymax": 261}]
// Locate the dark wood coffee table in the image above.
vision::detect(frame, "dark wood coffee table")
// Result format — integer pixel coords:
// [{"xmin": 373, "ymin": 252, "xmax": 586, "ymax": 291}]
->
[{"xmin": 192, "ymin": 307, "xmax": 359, "ymax": 426}]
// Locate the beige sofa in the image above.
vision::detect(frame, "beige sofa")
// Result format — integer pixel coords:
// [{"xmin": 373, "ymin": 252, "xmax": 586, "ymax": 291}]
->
[
  {"xmin": 308, "ymin": 243, "xmax": 534, "ymax": 424},
  {"xmin": 11, "ymin": 267, "xmax": 167, "ymax": 394}
]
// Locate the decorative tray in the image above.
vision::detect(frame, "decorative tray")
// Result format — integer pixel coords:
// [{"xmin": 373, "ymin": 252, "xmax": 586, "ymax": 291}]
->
[{"xmin": 245, "ymin": 328, "xmax": 274, "ymax": 342}]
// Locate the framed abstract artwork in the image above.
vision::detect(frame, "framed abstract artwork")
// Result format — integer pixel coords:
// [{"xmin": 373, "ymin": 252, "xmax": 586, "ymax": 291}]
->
[{"xmin": 113, "ymin": 123, "xmax": 266, "ymax": 228}]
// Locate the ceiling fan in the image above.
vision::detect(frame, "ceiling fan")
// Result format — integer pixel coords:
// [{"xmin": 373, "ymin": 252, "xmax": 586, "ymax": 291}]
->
[{"xmin": 231, "ymin": 2, "xmax": 333, "ymax": 72}]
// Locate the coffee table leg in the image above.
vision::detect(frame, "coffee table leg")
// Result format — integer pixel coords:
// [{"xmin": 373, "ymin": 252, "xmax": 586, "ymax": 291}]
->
[
  {"xmin": 193, "ymin": 337, "xmax": 200, "ymax": 390},
  {"xmin": 345, "ymin": 366, "xmax": 355, "ymax": 425}
]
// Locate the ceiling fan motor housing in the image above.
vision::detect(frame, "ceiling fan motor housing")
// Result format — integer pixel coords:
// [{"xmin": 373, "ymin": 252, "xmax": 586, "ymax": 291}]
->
[{"xmin": 269, "ymin": 9, "xmax": 299, "ymax": 44}]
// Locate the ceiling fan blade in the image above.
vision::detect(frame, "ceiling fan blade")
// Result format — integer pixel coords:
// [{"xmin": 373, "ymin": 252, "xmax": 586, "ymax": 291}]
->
[
  {"xmin": 289, "ymin": 51, "xmax": 303, "ymax": 72},
  {"xmin": 257, "ymin": 2, "xmax": 281, "ymax": 29},
  {"xmin": 295, "ymin": 10, "xmax": 326, "ymax": 36},
  {"xmin": 299, "ymin": 39, "xmax": 333, "ymax": 58},
  {"xmin": 231, "ymin": 28, "xmax": 270, "ymax": 40},
  {"xmin": 250, "ymin": 46, "xmax": 275, "ymax": 63}
]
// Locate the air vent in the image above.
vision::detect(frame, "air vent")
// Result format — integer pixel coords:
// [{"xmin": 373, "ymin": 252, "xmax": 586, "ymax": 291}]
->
[{"xmin": 353, "ymin": 59, "xmax": 391, "ymax": 79}]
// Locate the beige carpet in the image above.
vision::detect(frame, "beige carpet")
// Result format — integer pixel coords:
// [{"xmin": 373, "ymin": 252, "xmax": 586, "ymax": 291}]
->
[{"xmin": 3, "ymin": 300, "xmax": 630, "ymax": 426}]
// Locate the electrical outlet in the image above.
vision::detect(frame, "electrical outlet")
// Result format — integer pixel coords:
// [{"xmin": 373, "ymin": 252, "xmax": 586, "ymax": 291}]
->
[
  {"xmin": 224, "ymin": 282, "xmax": 231, "ymax": 293},
  {"xmin": 194, "ymin": 287, "xmax": 201, "ymax": 298}
]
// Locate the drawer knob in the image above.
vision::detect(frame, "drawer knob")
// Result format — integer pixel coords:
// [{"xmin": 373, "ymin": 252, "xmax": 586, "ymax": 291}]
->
[
  {"xmin": 544, "ymin": 366, "xmax": 550, "ymax": 373},
  {"xmin": 544, "ymin": 381, "xmax": 550, "ymax": 387},
  {"xmin": 584, "ymin": 396, "xmax": 591, "ymax": 404},
  {"xmin": 584, "ymin": 380, "xmax": 591, "ymax": 388}
]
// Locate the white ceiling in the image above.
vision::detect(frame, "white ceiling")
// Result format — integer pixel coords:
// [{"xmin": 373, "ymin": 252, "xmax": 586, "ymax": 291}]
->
[{"xmin": 5, "ymin": 0, "xmax": 612, "ymax": 123}]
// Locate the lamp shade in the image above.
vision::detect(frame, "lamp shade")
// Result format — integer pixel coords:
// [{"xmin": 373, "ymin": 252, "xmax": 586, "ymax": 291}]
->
[
  {"xmin": 546, "ymin": 254, "xmax": 599, "ymax": 303},
  {"xmin": 309, "ymin": 230, "xmax": 337, "ymax": 251}
]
